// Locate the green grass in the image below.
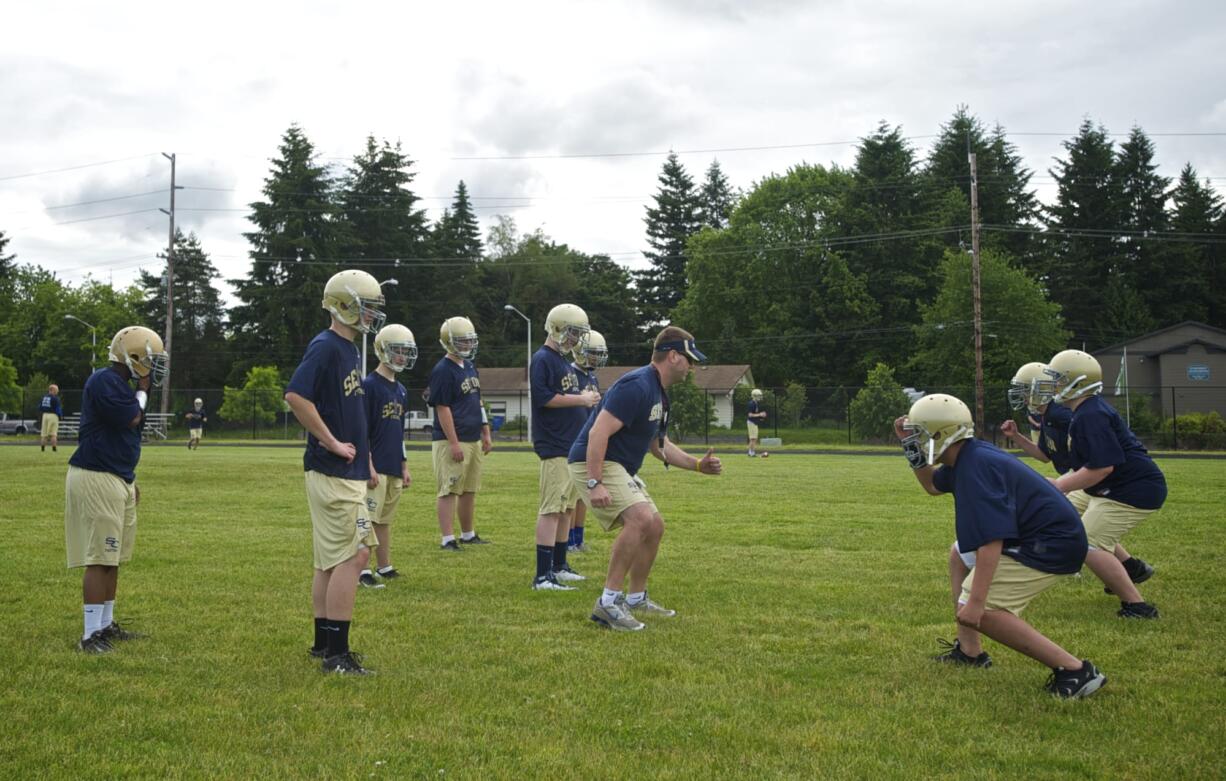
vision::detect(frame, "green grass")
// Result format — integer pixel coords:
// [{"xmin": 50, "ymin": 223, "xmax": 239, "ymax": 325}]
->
[{"xmin": 1, "ymin": 446, "xmax": 1223, "ymax": 779}]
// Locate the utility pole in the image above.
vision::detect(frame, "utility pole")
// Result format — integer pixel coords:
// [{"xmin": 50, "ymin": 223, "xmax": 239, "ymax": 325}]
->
[
  {"xmin": 968, "ymin": 152, "xmax": 985, "ymax": 437},
  {"xmin": 158, "ymin": 153, "xmax": 180, "ymax": 415}
]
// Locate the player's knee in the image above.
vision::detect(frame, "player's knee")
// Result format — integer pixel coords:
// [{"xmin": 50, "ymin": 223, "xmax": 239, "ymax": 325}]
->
[{"xmin": 354, "ymin": 546, "xmax": 371, "ymax": 567}]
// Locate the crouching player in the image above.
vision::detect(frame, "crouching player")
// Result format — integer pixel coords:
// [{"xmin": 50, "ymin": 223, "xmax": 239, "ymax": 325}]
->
[{"xmin": 897, "ymin": 394, "xmax": 1106, "ymax": 698}]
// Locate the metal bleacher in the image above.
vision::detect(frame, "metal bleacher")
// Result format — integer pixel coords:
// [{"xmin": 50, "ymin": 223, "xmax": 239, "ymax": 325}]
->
[{"xmin": 57, "ymin": 412, "xmax": 174, "ymax": 442}]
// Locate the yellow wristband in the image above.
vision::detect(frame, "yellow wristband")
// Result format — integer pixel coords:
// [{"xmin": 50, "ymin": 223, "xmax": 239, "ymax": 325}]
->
[{"xmin": 693, "ymin": 458, "xmax": 702, "ymax": 472}]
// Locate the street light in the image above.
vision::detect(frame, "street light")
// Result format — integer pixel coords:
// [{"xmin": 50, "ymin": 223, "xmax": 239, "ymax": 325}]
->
[
  {"xmin": 64, "ymin": 314, "xmax": 98, "ymax": 378},
  {"xmin": 363, "ymin": 278, "xmax": 399, "ymax": 375},
  {"xmin": 504, "ymin": 304, "xmax": 532, "ymax": 438}
]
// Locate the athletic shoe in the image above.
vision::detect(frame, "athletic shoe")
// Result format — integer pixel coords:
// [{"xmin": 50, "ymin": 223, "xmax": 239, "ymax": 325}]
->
[
  {"xmin": 590, "ymin": 599, "xmax": 645, "ymax": 631},
  {"xmin": 460, "ymin": 534, "xmax": 490, "ymax": 545},
  {"xmin": 626, "ymin": 593, "xmax": 676, "ymax": 617},
  {"xmin": 553, "ymin": 564, "xmax": 586, "ymax": 582},
  {"xmin": 78, "ymin": 631, "xmax": 114, "ymax": 654},
  {"xmin": 377, "ymin": 568, "xmax": 401, "ymax": 580},
  {"xmin": 309, "ymin": 646, "xmax": 327, "ymax": 659},
  {"xmin": 568, "ymin": 543, "xmax": 590, "ymax": 554},
  {"xmin": 532, "ymin": 576, "xmax": 576, "ymax": 591},
  {"xmin": 1118, "ymin": 601, "xmax": 1160, "ymax": 619},
  {"xmin": 932, "ymin": 638, "xmax": 992, "ymax": 668},
  {"xmin": 358, "ymin": 572, "xmax": 384, "ymax": 589},
  {"xmin": 99, "ymin": 621, "xmax": 146, "ymax": 642},
  {"xmin": 1105, "ymin": 557, "xmax": 1156, "ymax": 594},
  {"xmin": 1045, "ymin": 660, "xmax": 1107, "ymax": 699},
  {"xmin": 440, "ymin": 540, "xmax": 463, "ymax": 552},
  {"xmin": 322, "ymin": 651, "xmax": 374, "ymax": 675}
]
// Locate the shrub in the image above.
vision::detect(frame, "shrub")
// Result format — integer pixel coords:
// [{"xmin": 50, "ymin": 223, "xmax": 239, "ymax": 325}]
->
[{"xmin": 849, "ymin": 363, "xmax": 910, "ymax": 442}]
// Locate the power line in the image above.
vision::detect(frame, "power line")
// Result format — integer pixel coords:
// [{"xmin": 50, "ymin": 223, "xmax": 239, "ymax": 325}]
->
[{"xmin": 0, "ymin": 153, "xmax": 158, "ymax": 182}]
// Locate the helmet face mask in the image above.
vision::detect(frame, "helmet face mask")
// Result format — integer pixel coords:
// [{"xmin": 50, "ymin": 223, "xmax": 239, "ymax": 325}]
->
[
  {"xmin": 575, "ymin": 330, "xmax": 607, "ymax": 369},
  {"xmin": 374, "ymin": 324, "xmax": 418, "ymax": 372},
  {"xmin": 322, "ymin": 271, "xmax": 386, "ymax": 334},
  {"xmin": 1008, "ymin": 362, "xmax": 1051, "ymax": 412},
  {"xmin": 902, "ymin": 394, "xmax": 975, "ymax": 467},
  {"xmin": 1046, "ymin": 350, "xmax": 1104, "ymax": 403},
  {"xmin": 109, "ymin": 326, "xmax": 169, "ymax": 387}
]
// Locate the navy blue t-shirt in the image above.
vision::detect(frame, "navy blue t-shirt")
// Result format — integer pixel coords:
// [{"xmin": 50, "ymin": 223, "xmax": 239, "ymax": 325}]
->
[
  {"xmin": 574, "ymin": 364, "xmax": 600, "ymax": 393},
  {"xmin": 186, "ymin": 408, "xmax": 206, "ymax": 429},
  {"xmin": 532, "ymin": 345, "xmax": 587, "ymax": 459},
  {"xmin": 285, "ymin": 329, "xmax": 370, "ymax": 481},
  {"xmin": 1034, "ymin": 403, "xmax": 1073, "ymax": 474},
  {"xmin": 69, "ymin": 368, "xmax": 142, "ymax": 483},
  {"xmin": 427, "ymin": 357, "xmax": 484, "ymax": 442},
  {"xmin": 1066, "ymin": 395, "xmax": 1167, "ymax": 509},
  {"xmin": 363, "ymin": 371, "xmax": 407, "ymax": 476},
  {"xmin": 569, "ymin": 365, "xmax": 665, "ymax": 476},
  {"xmin": 748, "ymin": 400, "xmax": 766, "ymax": 424},
  {"xmin": 40, "ymin": 394, "xmax": 63, "ymax": 417},
  {"xmin": 931, "ymin": 439, "xmax": 1088, "ymax": 575}
]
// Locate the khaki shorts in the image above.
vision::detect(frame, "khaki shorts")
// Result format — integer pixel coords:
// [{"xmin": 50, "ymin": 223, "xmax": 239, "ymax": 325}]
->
[
  {"xmin": 432, "ymin": 440, "xmax": 484, "ymax": 497},
  {"xmin": 569, "ymin": 461, "xmax": 658, "ymax": 532},
  {"xmin": 747, "ymin": 421, "xmax": 759, "ymax": 438},
  {"xmin": 959, "ymin": 555, "xmax": 1068, "ymax": 616},
  {"xmin": 1067, "ymin": 489, "xmax": 1090, "ymax": 515},
  {"xmin": 189, "ymin": 427, "xmax": 203, "ymax": 441},
  {"xmin": 42, "ymin": 414, "xmax": 60, "ymax": 437},
  {"xmin": 65, "ymin": 466, "xmax": 136, "ymax": 568},
  {"xmin": 305, "ymin": 470, "xmax": 377, "ymax": 571},
  {"xmin": 366, "ymin": 474, "xmax": 404, "ymax": 526},
  {"xmin": 1082, "ymin": 496, "xmax": 1155, "ymax": 551},
  {"xmin": 539, "ymin": 456, "xmax": 579, "ymax": 515}
]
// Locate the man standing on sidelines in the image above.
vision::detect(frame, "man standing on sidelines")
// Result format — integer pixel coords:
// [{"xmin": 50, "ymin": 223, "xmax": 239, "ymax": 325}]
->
[
  {"xmin": 568, "ymin": 329, "xmax": 608, "ymax": 554},
  {"xmin": 530, "ymin": 304, "xmax": 600, "ymax": 591},
  {"xmin": 40, "ymin": 383, "xmax": 63, "ymax": 452},
  {"xmin": 285, "ymin": 270, "xmax": 385, "ymax": 675},
  {"xmin": 570, "ymin": 326, "xmax": 722, "ymax": 631},
  {"xmin": 65, "ymin": 326, "xmax": 167, "ymax": 652}
]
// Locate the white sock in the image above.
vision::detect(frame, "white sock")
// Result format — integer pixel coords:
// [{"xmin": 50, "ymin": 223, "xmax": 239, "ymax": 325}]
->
[
  {"xmin": 377, "ymin": 565, "xmax": 395, "ymax": 574},
  {"xmin": 460, "ymin": 531, "xmax": 476, "ymax": 541},
  {"xmin": 102, "ymin": 600, "xmax": 115, "ymax": 628},
  {"xmin": 600, "ymin": 589, "xmax": 622, "ymax": 607},
  {"xmin": 441, "ymin": 535, "xmax": 456, "ymax": 545},
  {"xmin": 83, "ymin": 604, "xmax": 103, "ymax": 640},
  {"xmin": 626, "ymin": 591, "xmax": 646, "ymax": 606}
]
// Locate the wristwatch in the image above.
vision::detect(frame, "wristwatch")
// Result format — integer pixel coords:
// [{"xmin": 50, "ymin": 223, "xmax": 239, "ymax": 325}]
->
[{"xmin": 586, "ymin": 478, "xmax": 603, "ymax": 489}]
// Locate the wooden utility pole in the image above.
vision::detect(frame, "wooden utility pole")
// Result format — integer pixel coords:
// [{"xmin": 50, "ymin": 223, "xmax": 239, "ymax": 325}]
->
[
  {"xmin": 968, "ymin": 152, "xmax": 985, "ymax": 437},
  {"xmin": 159, "ymin": 152, "xmax": 177, "ymax": 414}
]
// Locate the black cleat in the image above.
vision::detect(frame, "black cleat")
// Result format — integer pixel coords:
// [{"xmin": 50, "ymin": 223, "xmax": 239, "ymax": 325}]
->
[
  {"xmin": 1105, "ymin": 557, "xmax": 1156, "ymax": 594},
  {"xmin": 376, "ymin": 568, "xmax": 401, "ymax": 580},
  {"xmin": 440, "ymin": 540, "xmax": 463, "ymax": 552},
  {"xmin": 459, "ymin": 534, "xmax": 490, "ymax": 545},
  {"xmin": 78, "ymin": 631, "xmax": 114, "ymax": 654},
  {"xmin": 1118, "ymin": 601, "xmax": 1160, "ymax": 619},
  {"xmin": 99, "ymin": 621, "xmax": 146, "ymax": 642},
  {"xmin": 309, "ymin": 646, "xmax": 327, "ymax": 659},
  {"xmin": 358, "ymin": 572, "xmax": 384, "ymax": 589},
  {"xmin": 1045, "ymin": 660, "xmax": 1107, "ymax": 699},
  {"xmin": 322, "ymin": 651, "xmax": 374, "ymax": 675},
  {"xmin": 932, "ymin": 638, "xmax": 992, "ymax": 668}
]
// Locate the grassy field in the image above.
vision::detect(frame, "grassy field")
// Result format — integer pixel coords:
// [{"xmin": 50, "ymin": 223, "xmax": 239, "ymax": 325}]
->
[{"xmin": 1, "ymin": 445, "xmax": 1223, "ymax": 779}]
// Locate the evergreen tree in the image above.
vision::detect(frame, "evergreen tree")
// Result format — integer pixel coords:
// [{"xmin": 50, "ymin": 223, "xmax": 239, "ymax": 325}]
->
[
  {"xmin": 230, "ymin": 125, "xmax": 342, "ymax": 383},
  {"xmin": 1168, "ymin": 164, "xmax": 1224, "ymax": 324},
  {"xmin": 431, "ymin": 181, "xmax": 483, "ymax": 259},
  {"xmin": 1113, "ymin": 126, "xmax": 1170, "ymax": 328},
  {"xmin": 698, "ymin": 159, "xmax": 735, "ymax": 229},
  {"xmin": 635, "ymin": 152, "xmax": 702, "ymax": 325},
  {"xmin": 0, "ymin": 229, "xmax": 14, "ymax": 283},
  {"xmin": 138, "ymin": 230, "xmax": 230, "ymax": 393}
]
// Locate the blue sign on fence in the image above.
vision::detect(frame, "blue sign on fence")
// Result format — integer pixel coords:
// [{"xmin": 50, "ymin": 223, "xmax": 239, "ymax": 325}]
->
[{"xmin": 1187, "ymin": 364, "xmax": 1210, "ymax": 381}]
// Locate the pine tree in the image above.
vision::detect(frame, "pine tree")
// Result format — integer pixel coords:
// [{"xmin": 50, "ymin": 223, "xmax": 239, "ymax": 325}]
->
[
  {"xmin": 1169, "ymin": 164, "xmax": 1225, "ymax": 324},
  {"xmin": 431, "ymin": 181, "xmax": 483, "ymax": 260},
  {"xmin": 1113, "ymin": 126, "xmax": 1169, "ymax": 329},
  {"xmin": 0, "ymin": 229, "xmax": 15, "ymax": 296},
  {"xmin": 635, "ymin": 152, "xmax": 702, "ymax": 325},
  {"xmin": 698, "ymin": 159, "xmax": 735, "ymax": 229}
]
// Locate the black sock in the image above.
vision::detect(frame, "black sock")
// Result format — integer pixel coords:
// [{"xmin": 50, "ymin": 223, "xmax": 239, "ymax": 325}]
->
[
  {"xmin": 553, "ymin": 542, "xmax": 569, "ymax": 572},
  {"xmin": 327, "ymin": 619, "xmax": 351, "ymax": 658},
  {"xmin": 1123, "ymin": 557, "xmax": 1145, "ymax": 579},
  {"xmin": 313, "ymin": 617, "xmax": 329, "ymax": 651},
  {"xmin": 535, "ymin": 544, "xmax": 554, "ymax": 580}
]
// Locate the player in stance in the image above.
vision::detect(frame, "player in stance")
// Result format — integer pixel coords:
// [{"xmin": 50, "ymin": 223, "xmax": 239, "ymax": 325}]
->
[
  {"xmin": 570, "ymin": 326, "xmax": 722, "ymax": 631},
  {"xmin": 65, "ymin": 326, "xmax": 167, "ymax": 652},
  {"xmin": 746, "ymin": 388, "xmax": 767, "ymax": 457},
  {"xmin": 40, "ymin": 383, "xmax": 63, "ymax": 452},
  {"xmin": 897, "ymin": 394, "xmax": 1106, "ymax": 698},
  {"xmin": 428, "ymin": 316, "xmax": 492, "ymax": 551},
  {"xmin": 1042, "ymin": 350, "xmax": 1163, "ymax": 619},
  {"xmin": 358, "ymin": 324, "xmax": 416, "ymax": 588},
  {"xmin": 530, "ymin": 304, "xmax": 600, "ymax": 591},
  {"xmin": 285, "ymin": 270, "xmax": 385, "ymax": 674},
  {"xmin": 185, "ymin": 397, "xmax": 207, "ymax": 450},
  {"xmin": 568, "ymin": 329, "xmax": 607, "ymax": 554}
]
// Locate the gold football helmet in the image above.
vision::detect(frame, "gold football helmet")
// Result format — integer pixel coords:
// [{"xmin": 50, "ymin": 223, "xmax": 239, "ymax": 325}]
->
[
  {"xmin": 574, "ymin": 329, "xmax": 608, "ymax": 369},
  {"xmin": 544, "ymin": 303, "xmax": 590, "ymax": 352},
  {"xmin": 374, "ymin": 324, "xmax": 418, "ymax": 372},
  {"xmin": 901, "ymin": 393, "xmax": 974, "ymax": 468},
  {"xmin": 751, "ymin": 388, "xmax": 764, "ymax": 401},
  {"xmin": 1008, "ymin": 362, "xmax": 1051, "ymax": 412},
  {"xmin": 108, "ymin": 326, "xmax": 169, "ymax": 386},
  {"xmin": 322, "ymin": 270, "xmax": 386, "ymax": 334},
  {"xmin": 439, "ymin": 316, "xmax": 478, "ymax": 359},
  {"xmin": 1045, "ymin": 349, "xmax": 1103, "ymax": 403}
]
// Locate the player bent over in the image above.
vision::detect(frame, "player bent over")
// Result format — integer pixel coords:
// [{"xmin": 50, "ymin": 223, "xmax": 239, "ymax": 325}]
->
[
  {"xmin": 428, "ymin": 316, "xmax": 492, "ymax": 551},
  {"xmin": 66, "ymin": 326, "xmax": 167, "ymax": 652},
  {"xmin": 570, "ymin": 326, "xmax": 722, "ymax": 631},
  {"xmin": 359, "ymin": 324, "xmax": 416, "ymax": 588},
  {"xmin": 568, "ymin": 330, "xmax": 608, "ymax": 554},
  {"xmin": 898, "ymin": 394, "xmax": 1106, "ymax": 698},
  {"xmin": 285, "ymin": 270, "xmax": 384, "ymax": 675},
  {"xmin": 40, "ymin": 383, "xmax": 63, "ymax": 452}
]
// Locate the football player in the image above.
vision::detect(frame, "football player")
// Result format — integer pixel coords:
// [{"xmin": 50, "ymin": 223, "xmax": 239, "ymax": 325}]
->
[
  {"xmin": 897, "ymin": 394, "xmax": 1106, "ymax": 698},
  {"xmin": 530, "ymin": 304, "xmax": 600, "ymax": 591},
  {"xmin": 569, "ymin": 329, "xmax": 608, "ymax": 554},
  {"xmin": 285, "ymin": 269, "xmax": 385, "ymax": 675},
  {"xmin": 40, "ymin": 383, "xmax": 63, "ymax": 452},
  {"xmin": 1042, "ymin": 349, "xmax": 1163, "ymax": 618},
  {"xmin": 358, "ymin": 324, "xmax": 416, "ymax": 588},
  {"xmin": 747, "ymin": 388, "xmax": 767, "ymax": 457},
  {"xmin": 185, "ymin": 397, "xmax": 207, "ymax": 450},
  {"xmin": 570, "ymin": 326, "xmax": 722, "ymax": 631},
  {"xmin": 66, "ymin": 326, "xmax": 167, "ymax": 653},
  {"xmin": 427, "ymin": 316, "xmax": 492, "ymax": 551}
]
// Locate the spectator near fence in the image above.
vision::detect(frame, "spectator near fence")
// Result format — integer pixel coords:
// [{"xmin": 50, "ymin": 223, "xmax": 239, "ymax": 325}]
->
[{"xmin": 40, "ymin": 383, "xmax": 62, "ymax": 452}]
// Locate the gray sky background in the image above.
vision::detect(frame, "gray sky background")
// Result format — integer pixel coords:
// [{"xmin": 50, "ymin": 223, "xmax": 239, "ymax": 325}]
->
[{"xmin": 3, "ymin": 0, "xmax": 1225, "ymax": 302}]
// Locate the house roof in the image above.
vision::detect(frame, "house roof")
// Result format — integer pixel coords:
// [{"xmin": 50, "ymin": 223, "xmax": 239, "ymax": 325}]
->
[
  {"xmin": 1093, "ymin": 321, "xmax": 1226, "ymax": 355},
  {"xmin": 478, "ymin": 364, "xmax": 754, "ymax": 392}
]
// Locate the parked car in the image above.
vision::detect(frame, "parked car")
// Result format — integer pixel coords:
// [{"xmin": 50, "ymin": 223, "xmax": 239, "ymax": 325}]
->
[
  {"xmin": 0, "ymin": 412, "xmax": 40, "ymax": 435},
  {"xmin": 404, "ymin": 409, "xmax": 434, "ymax": 434}
]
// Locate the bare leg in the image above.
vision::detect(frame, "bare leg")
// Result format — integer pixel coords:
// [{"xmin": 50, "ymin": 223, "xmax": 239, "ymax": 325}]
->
[
  {"xmin": 604, "ymin": 504, "xmax": 655, "ymax": 591},
  {"xmin": 457, "ymin": 492, "xmax": 477, "ymax": 535},
  {"xmin": 536, "ymin": 512, "xmax": 562, "ymax": 546},
  {"xmin": 326, "ymin": 547, "xmax": 370, "ymax": 621},
  {"xmin": 976, "ymin": 610, "xmax": 1082, "ymax": 670},
  {"xmin": 374, "ymin": 524, "xmax": 391, "ymax": 569},
  {"xmin": 437, "ymin": 495, "xmax": 456, "ymax": 538},
  {"xmin": 627, "ymin": 512, "xmax": 664, "ymax": 594},
  {"xmin": 1085, "ymin": 549, "xmax": 1143, "ymax": 603},
  {"xmin": 83, "ymin": 565, "xmax": 117, "ymax": 604},
  {"xmin": 556, "ymin": 509, "xmax": 572, "ymax": 545},
  {"xmin": 1113, "ymin": 544, "xmax": 1130, "ymax": 563},
  {"xmin": 573, "ymin": 500, "xmax": 586, "ymax": 532},
  {"xmin": 312, "ymin": 569, "xmax": 330, "ymax": 618}
]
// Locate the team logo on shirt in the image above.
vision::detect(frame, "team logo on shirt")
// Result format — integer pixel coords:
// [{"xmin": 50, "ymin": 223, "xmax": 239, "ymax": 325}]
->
[
  {"xmin": 561, "ymin": 372, "xmax": 579, "ymax": 392},
  {"xmin": 382, "ymin": 401, "xmax": 404, "ymax": 420},
  {"xmin": 649, "ymin": 402, "xmax": 663, "ymax": 422},
  {"xmin": 460, "ymin": 376, "xmax": 481, "ymax": 395},
  {"xmin": 343, "ymin": 369, "xmax": 365, "ymax": 397}
]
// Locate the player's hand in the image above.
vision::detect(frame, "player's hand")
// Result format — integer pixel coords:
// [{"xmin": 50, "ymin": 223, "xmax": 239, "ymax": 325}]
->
[
  {"xmin": 589, "ymin": 483, "xmax": 612, "ymax": 508},
  {"xmin": 367, "ymin": 472, "xmax": 380, "ymax": 489},
  {"xmin": 134, "ymin": 484, "xmax": 141, "ymax": 505},
  {"xmin": 481, "ymin": 433, "xmax": 493, "ymax": 455},
  {"xmin": 956, "ymin": 601, "xmax": 984, "ymax": 629},
  {"xmin": 328, "ymin": 440, "xmax": 357, "ymax": 463},
  {"xmin": 402, "ymin": 465, "xmax": 412, "ymax": 487},
  {"xmin": 698, "ymin": 447, "xmax": 722, "ymax": 475},
  {"xmin": 449, "ymin": 442, "xmax": 464, "ymax": 462},
  {"xmin": 1000, "ymin": 420, "xmax": 1018, "ymax": 439},
  {"xmin": 582, "ymin": 389, "xmax": 601, "ymax": 408},
  {"xmin": 893, "ymin": 416, "xmax": 910, "ymax": 441}
]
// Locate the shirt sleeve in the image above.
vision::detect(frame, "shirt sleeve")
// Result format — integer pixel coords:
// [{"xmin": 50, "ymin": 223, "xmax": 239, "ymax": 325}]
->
[
  {"xmin": 931, "ymin": 465, "xmax": 953, "ymax": 494},
  {"xmin": 603, "ymin": 379, "xmax": 645, "ymax": 428},
  {"xmin": 286, "ymin": 341, "xmax": 326, "ymax": 402},
  {"xmin": 428, "ymin": 365, "xmax": 454, "ymax": 408},
  {"xmin": 94, "ymin": 375, "xmax": 141, "ymax": 428},
  {"xmin": 530, "ymin": 353, "xmax": 559, "ymax": 408},
  {"xmin": 1072, "ymin": 408, "xmax": 1126, "ymax": 469}
]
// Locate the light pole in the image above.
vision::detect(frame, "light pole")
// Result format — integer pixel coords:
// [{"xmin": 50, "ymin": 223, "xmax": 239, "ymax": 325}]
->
[
  {"xmin": 504, "ymin": 304, "xmax": 531, "ymax": 438},
  {"xmin": 64, "ymin": 314, "xmax": 97, "ymax": 379},
  {"xmin": 363, "ymin": 278, "xmax": 399, "ymax": 375}
]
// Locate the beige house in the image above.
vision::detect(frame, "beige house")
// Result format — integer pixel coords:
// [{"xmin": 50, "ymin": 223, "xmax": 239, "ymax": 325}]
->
[{"xmin": 1093, "ymin": 321, "xmax": 1226, "ymax": 416}]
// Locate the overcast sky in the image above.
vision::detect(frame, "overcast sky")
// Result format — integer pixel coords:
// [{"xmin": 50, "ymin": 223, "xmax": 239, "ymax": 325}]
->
[{"xmin": 3, "ymin": 0, "xmax": 1225, "ymax": 304}]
